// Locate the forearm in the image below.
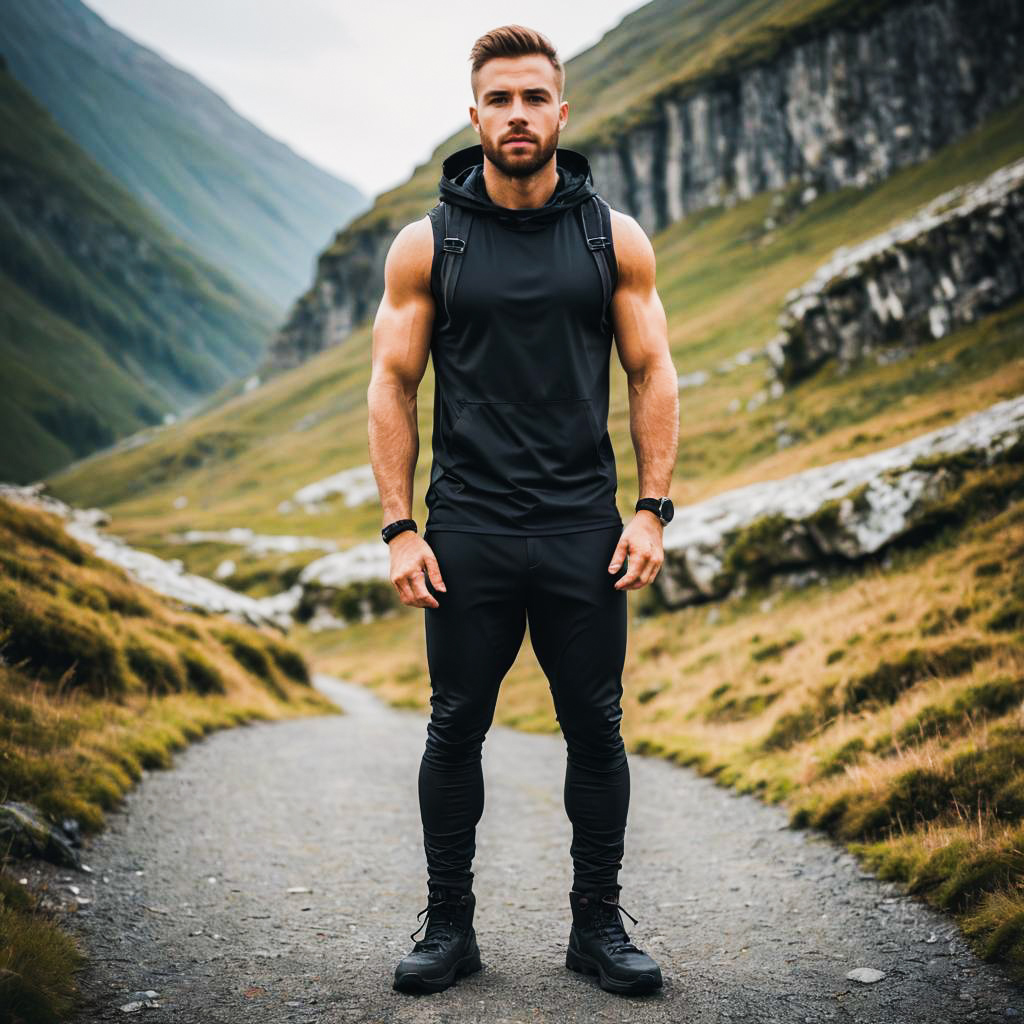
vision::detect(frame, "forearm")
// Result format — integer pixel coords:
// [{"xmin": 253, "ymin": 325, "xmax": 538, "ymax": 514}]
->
[
  {"xmin": 626, "ymin": 355, "xmax": 679, "ymax": 498},
  {"xmin": 367, "ymin": 378, "xmax": 419, "ymax": 526}
]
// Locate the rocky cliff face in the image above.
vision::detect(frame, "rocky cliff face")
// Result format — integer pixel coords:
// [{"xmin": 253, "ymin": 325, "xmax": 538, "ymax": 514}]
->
[
  {"xmin": 268, "ymin": 0, "xmax": 1024, "ymax": 371},
  {"xmin": 269, "ymin": 231, "xmax": 394, "ymax": 372},
  {"xmin": 767, "ymin": 157, "xmax": 1024, "ymax": 385},
  {"xmin": 591, "ymin": 0, "xmax": 1023, "ymax": 234}
]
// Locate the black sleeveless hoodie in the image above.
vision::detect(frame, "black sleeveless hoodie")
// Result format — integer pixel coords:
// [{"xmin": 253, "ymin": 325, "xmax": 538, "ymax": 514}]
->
[{"xmin": 423, "ymin": 143, "xmax": 622, "ymax": 536}]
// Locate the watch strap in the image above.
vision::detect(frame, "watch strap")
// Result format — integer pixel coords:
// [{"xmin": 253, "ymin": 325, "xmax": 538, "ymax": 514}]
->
[
  {"xmin": 635, "ymin": 497, "xmax": 669, "ymax": 523},
  {"xmin": 382, "ymin": 518, "xmax": 417, "ymax": 544}
]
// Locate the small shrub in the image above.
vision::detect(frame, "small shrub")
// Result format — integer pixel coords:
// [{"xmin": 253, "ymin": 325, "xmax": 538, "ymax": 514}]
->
[
  {"xmin": 919, "ymin": 604, "xmax": 971, "ymax": 636},
  {"xmin": 217, "ymin": 630, "xmax": 272, "ymax": 680},
  {"xmin": 0, "ymin": 902, "xmax": 85, "ymax": 1024},
  {"xmin": 125, "ymin": 639, "xmax": 186, "ymax": 696},
  {"xmin": 763, "ymin": 705, "xmax": 818, "ymax": 750},
  {"xmin": 751, "ymin": 631, "xmax": 803, "ymax": 662},
  {"xmin": 266, "ymin": 640, "xmax": 310, "ymax": 684},
  {"xmin": 819, "ymin": 736, "xmax": 866, "ymax": 777},
  {"xmin": 842, "ymin": 641, "xmax": 994, "ymax": 711},
  {"xmin": 0, "ymin": 582, "xmax": 132, "ymax": 697},
  {"xmin": 986, "ymin": 598, "xmax": 1024, "ymax": 634},
  {"xmin": 181, "ymin": 648, "xmax": 225, "ymax": 695}
]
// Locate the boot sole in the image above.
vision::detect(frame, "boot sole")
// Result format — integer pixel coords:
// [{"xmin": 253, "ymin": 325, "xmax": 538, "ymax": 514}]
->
[
  {"xmin": 565, "ymin": 944, "xmax": 662, "ymax": 995},
  {"xmin": 393, "ymin": 948, "xmax": 482, "ymax": 994}
]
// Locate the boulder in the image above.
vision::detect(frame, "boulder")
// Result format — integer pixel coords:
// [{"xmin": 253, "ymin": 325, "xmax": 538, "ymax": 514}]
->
[
  {"xmin": 660, "ymin": 394, "xmax": 1024, "ymax": 607},
  {"xmin": 767, "ymin": 157, "xmax": 1024, "ymax": 384}
]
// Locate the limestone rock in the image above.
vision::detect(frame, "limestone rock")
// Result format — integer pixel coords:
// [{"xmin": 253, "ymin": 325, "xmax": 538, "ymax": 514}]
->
[
  {"xmin": 0, "ymin": 483, "xmax": 295, "ymax": 630},
  {"xmin": 659, "ymin": 395, "xmax": 1024, "ymax": 607},
  {"xmin": 768, "ymin": 157, "xmax": 1024, "ymax": 384},
  {"xmin": 0, "ymin": 800, "xmax": 82, "ymax": 868}
]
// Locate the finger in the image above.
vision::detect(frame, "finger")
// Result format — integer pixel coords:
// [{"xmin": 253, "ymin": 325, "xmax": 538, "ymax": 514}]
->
[
  {"xmin": 637, "ymin": 559, "xmax": 662, "ymax": 588},
  {"xmin": 608, "ymin": 535, "xmax": 629, "ymax": 573},
  {"xmin": 638, "ymin": 555, "xmax": 661, "ymax": 584},
  {"xmin": 392, "ymin": 575, "xmax": 415, "ymax": 607},
  {"xmin": 614, "ymin": 550, "xmax": 649, "ymax": 589},
  {"xmin": 423, "ymin": 554, "xmax": 446, "ymax": 592},
  {"xmin": 631, "ymin": 547, "xmax": 658, "ymax": 585},
  {"xmin": 409, "ymin": 571, "xmax": 439, "ymax": 609}
]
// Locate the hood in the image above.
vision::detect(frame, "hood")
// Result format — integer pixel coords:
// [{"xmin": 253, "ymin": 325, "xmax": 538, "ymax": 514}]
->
[{"xmin": 438, "ymin": 143, "xmax": 598, "ymax": 231}]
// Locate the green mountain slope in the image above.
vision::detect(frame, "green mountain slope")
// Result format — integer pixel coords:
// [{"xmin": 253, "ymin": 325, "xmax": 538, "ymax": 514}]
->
[
  {"xmin": 0, "ymin": 61, "xmax": 276, "ymax": 483},
  {"xmin": 30, "ymin": 0, "xmax": 1024, "ymax": 977},
  {"xmin": 43, "ymin": 95, "xmax": 1024, "ymax": 538},
  {"xmin": 39, "ymin": 92, "xmax": 1024, "ymax": 977},
  {"xmin": 0, "ymin": 0, "xmax": 368, "ymax": 313}
]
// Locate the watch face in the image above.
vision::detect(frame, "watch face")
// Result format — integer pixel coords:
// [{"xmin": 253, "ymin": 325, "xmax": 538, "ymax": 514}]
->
[{"xmin": 661, "ymin": 498, "xmax": 674, "ymax": 523}]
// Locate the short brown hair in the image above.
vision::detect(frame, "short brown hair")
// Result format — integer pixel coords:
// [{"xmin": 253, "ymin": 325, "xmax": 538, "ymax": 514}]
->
[{"xmin": 469, "ymin": 25, "xmax": 564, "ymax": 102}]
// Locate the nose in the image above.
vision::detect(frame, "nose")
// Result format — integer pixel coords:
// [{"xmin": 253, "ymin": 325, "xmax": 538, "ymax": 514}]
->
[{"xmin": 508, "ymin": 97, "xmax": 530, "ymax": 124}]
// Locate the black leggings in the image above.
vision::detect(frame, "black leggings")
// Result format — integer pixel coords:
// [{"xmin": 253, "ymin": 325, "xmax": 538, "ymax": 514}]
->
[{"xmin": 418, "ymin": 524, "xmax": 630, "ymax": 894}]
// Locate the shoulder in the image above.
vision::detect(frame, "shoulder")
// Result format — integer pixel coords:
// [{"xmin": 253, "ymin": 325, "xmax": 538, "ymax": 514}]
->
[
  {"xmin": 607, "ymin": 208, "xmax": 655, "ymax": 287},
  {"xmin": 384, "ymin": 214, "xmax": 435, "ymax": 294}
]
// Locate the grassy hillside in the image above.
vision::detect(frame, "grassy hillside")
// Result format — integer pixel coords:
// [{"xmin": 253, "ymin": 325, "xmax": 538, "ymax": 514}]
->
[
  {"xmin": 0, "ymin": 63, "xmax": 281, "ymax": 484},
  {"xmin": 0, "ymin": 493, "xmax": 339, "ymax": 1021},
  {"xmin": 39, "ymin": 81, "xmax": 1024, "ymax": 980},
  {"xmin": 0, "ymin": 0, "xmax": 367, "ymax": 312},
  {"xmin": 45, "ymin": 95, "xmax": 1024, "ymax": 537}
]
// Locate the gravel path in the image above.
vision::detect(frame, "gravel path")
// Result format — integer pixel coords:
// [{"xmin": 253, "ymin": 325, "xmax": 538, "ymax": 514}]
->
[{"xmin": 40, "ymin": 673, "xmax": 1022, "ymax": 1022}]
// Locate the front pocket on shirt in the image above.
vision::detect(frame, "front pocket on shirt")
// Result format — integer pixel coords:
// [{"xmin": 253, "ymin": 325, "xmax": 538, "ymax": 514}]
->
[{"xmin": 447, "ymin": 398, "xmax": 603, "ymax": 491}]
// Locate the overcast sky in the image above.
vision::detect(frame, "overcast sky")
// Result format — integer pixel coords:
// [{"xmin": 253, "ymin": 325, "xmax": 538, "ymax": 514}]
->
[{"xmin": 86, "ymin": 0, "xmax": 644, "ymax": 199}]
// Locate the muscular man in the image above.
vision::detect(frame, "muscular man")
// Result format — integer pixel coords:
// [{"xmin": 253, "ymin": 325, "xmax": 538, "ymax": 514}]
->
[{"xmin": 367, "ymin": 23, "xmax": 678, "ymax": 997}]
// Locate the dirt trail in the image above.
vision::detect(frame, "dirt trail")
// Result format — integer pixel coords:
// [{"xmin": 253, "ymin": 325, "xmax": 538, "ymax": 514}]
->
[{"xmin": 44, "ymin": 673, "xmax": 1021, "ymax": 1022}]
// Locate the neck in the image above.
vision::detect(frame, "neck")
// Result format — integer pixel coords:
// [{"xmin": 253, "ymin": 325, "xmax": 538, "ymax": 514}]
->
[{"xmin": 480, "ymin": 157, "xmax": 559, "ymax": 210}]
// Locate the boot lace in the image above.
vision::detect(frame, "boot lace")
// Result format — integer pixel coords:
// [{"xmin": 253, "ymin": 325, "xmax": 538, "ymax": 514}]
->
[
  {"xmin": 593, "ymin": 894, "xmax": 642, "ymax": 955},
  {"xmin": 409, "ymin": 890, "xmax": 466, "ymax": 952}
]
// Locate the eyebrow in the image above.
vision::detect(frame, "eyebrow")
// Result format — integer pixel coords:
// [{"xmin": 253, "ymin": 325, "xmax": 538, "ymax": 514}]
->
[{"xmin": 482, "ymin": 87, "xmax": 552, "ymax": 100}]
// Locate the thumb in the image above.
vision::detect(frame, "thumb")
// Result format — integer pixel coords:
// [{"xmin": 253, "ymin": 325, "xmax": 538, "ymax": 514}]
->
[
  {"xmin": 423, "ymin": 553, "xmax": 446, "ymax": 591},
  {"xmin": 608, "ymin": 535, "xmax": 628, "ymax": 572}
]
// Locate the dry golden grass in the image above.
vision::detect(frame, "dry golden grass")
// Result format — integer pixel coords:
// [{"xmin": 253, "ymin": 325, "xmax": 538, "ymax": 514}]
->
[{"xmin": 0, "ymin": 494, "xmax": 342, "ymax": 1021}]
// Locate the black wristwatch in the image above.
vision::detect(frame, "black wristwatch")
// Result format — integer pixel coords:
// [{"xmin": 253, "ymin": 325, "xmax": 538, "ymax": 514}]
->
[
  {"xmin": 382, "ymin": 518, "xmax": 418, "ymax": 544},
  {"xmin": 635, "ymin": 496, "xmax": 674, "ymax": 525}
]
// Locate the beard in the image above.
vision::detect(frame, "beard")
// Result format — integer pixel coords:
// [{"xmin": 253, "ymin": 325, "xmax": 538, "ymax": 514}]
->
[{"xmin": 479, "ymin": 124, "xmax": 560, "ymax": 179}]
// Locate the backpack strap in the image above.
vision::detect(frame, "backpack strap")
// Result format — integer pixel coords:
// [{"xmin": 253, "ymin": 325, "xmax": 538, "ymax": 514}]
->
[
  {"xmin": 577, "ymin": 195, "xmax": 616, "ymax": 335},
  {"xmin": 437, "ymin": 200, "xmax": 474, "ymax": 331}
]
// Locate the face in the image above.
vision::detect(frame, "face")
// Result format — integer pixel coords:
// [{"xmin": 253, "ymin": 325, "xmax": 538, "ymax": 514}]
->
[{"xmin": 470, "ymin": 55, "xmax": 568, "ymax": 179}]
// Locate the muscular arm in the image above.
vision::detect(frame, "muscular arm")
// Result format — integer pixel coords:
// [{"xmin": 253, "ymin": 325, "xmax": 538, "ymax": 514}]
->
[
  {"xmin": 367, "ymin": 216, "xmax": 435, "ymax": 528},
  {"xmin": 367, "ymin": 216, "xmax": 448, "ymax": 609},
  {"xmin": 606, "ymin": 210, "xmax": 679, "ymax": 589},
  {"xmin": 609, "ymin": 210, "xmax": 678, "ymax": 508}
]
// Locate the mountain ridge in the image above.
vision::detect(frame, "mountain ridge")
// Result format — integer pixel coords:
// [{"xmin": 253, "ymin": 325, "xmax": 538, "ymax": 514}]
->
[
  {"xmin": 0, "ymin": 61, "xmax": 276, "ymax": 482},
  {"xmin": 0, "ymin": 0, "xmax": 369, "ymax": 312}
]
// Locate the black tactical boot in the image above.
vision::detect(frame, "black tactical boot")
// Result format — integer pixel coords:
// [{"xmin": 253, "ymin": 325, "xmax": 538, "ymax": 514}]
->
[
  {"xmin": 566, "ymin": 883, "xmax": 663, "ymax": 995},
  {"xmin": 393, "ymin": 884, "xmax": 482, "ymax": 994}
]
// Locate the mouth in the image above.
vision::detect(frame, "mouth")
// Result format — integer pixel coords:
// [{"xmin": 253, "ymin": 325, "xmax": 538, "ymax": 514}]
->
[{"xmin": 504, "ymin": 138, "xmax": 534, "ymax": 145}]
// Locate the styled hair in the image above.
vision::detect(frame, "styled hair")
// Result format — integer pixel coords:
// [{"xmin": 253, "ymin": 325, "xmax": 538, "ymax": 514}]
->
[{"xmin": 469, "ymin": 25, "xmax": 564, "ymax": 102}]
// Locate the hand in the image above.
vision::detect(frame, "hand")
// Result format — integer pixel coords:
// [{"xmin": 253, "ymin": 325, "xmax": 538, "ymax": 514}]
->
[
  {"xmin": 388, "ymin": 531, "xmax": 447, "ymax": 608},
  {"xmin": 608, "ymin": 513, "xmax": 664, "ymax": 590}
]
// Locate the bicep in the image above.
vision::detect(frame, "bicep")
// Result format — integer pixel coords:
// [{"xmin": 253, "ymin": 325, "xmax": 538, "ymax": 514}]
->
[
  {"xmin": 609, "ymin": 214, "xmax": 669, "ymax": 377},
  {"xmin": 371, "ymin": 219, "xmax": 435, "ymax": 393}
]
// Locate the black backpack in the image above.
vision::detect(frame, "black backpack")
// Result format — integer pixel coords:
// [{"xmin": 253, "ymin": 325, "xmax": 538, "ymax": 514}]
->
[{"xmin": 431, "ymin": 194, "xmax": 616, "ymax": 335}]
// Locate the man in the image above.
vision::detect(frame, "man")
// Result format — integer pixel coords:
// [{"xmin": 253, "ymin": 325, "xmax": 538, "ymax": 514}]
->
[{"xmin": 367, "ymin": 24, "xmax": 678, "ymax": 997}]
